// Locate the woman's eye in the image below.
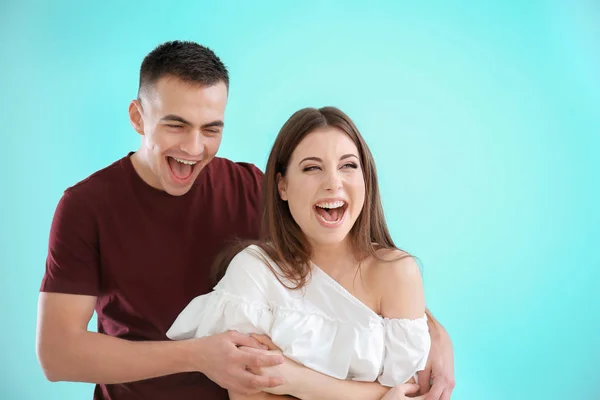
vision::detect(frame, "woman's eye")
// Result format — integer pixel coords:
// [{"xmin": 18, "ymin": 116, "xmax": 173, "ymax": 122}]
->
[{"xmin": 303, "ymin": 166, "xmax": 320, "ymax": 172}]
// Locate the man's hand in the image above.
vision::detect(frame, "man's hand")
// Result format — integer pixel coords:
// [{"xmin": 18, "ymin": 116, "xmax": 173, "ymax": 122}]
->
[
  {"xmin": 193, "ymin": 331, "xmax": 285, "ymax": 395},
  {"xmin": 417, "ymin": 317, "xmax": 455, "ymax": 400},
  {"xmin": 249, "ymin": 334, "xmax": 282, "ymax": 352},
  {"xmin": 241, "ymin": 348, "xmax": 304, "ymax": 396},
  {"xmin": 380, "ymin": 383, "xmax": 423, "ymax": 400},
  {"xmin": 244, "ymin": 333, "xmax": 301, "ymax": 396}
]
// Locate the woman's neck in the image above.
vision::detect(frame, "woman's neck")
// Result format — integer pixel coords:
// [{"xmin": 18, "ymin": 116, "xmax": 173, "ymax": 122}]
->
[{"xmin": 310, "ymin": 238, "xmax": 357, "ymax": 275}]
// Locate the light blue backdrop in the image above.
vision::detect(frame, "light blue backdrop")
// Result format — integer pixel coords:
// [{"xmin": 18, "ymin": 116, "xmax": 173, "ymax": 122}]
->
[{"xmin": 1, "ymin": 1, "xmax": 599, "ymax": 399}]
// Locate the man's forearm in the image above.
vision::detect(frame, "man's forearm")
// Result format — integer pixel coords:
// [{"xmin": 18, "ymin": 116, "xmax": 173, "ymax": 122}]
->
[
  {"xmin": 425, "ymin": 308, "xmax": 438, "ymax": 328},
  {"xmin": 426, "ymin": 307, "xmax": 450, "ymax": 345},
  {"xmin": 39, "ymin": 330, "xmax": 194, "ymax": 384}
]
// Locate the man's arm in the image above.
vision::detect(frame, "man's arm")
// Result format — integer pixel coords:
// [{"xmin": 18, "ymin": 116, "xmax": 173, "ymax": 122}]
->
[
  {"xmin": 36, "ymin": 292, "xmax": 284, "ymax": 393},
  {"xmin": 36, "ymin": 292, "xmax": 194, "ymax": 383},
  {"xmin": 418, "ymin": 310, "xmax": 455, "ymax": 400},
  {"xmin": 38, "ymin": 187, "xmax": 285, "ymax": 393}
]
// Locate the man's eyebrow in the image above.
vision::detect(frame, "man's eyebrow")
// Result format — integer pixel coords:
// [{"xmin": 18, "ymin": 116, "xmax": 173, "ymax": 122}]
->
[
  {"xmin": 160, "ymin": 115, "xmax": 191, "ymax": 125},
  {"xmin": 160, "ymin": 116, "xmax": 224, "ymax": 129},
  {"xmin": 201, "ymin": 120, "xmax": 224, "ymax": 129}
]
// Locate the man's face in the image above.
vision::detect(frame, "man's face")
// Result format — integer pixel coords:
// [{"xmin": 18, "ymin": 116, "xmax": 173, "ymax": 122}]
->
[{"xmin": 129, "ymin": 75, "xmax": 228, "ymax": 196}]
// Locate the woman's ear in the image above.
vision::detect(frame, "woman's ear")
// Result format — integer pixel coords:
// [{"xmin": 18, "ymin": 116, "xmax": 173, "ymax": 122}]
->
[{"xmin": 277, "ymin": 173, "xmax": 288, "ymax": 201}]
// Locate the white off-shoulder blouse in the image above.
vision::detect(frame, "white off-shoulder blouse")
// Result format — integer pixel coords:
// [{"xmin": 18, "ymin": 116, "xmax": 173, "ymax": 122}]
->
[{"xmin": 167, "ymin": 245, "xmax": 430, "ymax": 386}]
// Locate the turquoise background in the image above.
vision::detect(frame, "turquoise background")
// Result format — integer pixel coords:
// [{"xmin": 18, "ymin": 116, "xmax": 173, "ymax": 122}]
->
[{"xmin": 1, "ymin": 1, "xmax": 599, "ymax": 399}]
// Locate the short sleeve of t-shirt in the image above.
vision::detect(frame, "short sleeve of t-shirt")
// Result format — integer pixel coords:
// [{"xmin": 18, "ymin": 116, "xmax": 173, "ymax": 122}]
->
[
  {"xmin": 232, "ymin": 161, "xmax": 263, "ymax": 206},
  {"xmin": 40, "ymin": 187, "xmax": 101, "ymax": 296},
  {"xmin": 221, "ymin": 160, "xmax": 264, "ymax": 239}
]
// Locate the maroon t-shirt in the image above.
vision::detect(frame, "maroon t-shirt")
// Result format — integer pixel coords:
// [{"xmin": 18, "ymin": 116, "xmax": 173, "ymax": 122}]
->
[{"xmin": 40, "ymin": 153, "xmax": 263, "ymax": 399}]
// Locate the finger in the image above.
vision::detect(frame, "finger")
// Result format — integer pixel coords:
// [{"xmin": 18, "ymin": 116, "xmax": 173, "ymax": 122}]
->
[
  {"xmin": 400, "ymin": 383, "xmax": 420, "ymax": 395},
  {"xmin": 248, "ymin": 333, "xmax": 272, "ymax": 350},
  {"xmin": 250, "ymin": 333, "xmax": 281, "ymax": 351},
  {"xmin": 237, "ymin": 346, "xmax": 281, "ymax": 357},
  {"xmin": 417, "ymin": 369, "xmax": 432, "ymax": 394},
  {"xmin": 440, "ymin": 388, "xmax": 453, "ymax": 400},
  {"xmin": 228, "ymin": 331, "xmax": 264, "ymax": 349},
  {"xmin": 243, "ymin": 370, "xmax": 285, "ymax": 389},
  {"xmin": 239, "ymin": 347, "xmax": 284, "ymax": 368},
  {"xmin": 423, "ymin": 380, "xmax": 445, "ymax": 400},
  {"xmin": 246, "ymin": 365, "xmax": 261, "ymax": 375}
]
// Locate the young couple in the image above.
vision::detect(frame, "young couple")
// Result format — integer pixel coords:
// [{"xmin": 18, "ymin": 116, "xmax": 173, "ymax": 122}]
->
[{"xmin": 37, "ymin": 40, "xmax": 455, "ymax": 400}]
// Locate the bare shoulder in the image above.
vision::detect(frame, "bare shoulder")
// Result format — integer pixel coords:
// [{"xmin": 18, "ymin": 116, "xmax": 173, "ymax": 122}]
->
[
  {"xmin": 372, "ymin": 248, "xmax": 421, "ymax": 282},
  {"xmin": 370, "ymin": 248, "xmax": 425, "ymax": 319}
]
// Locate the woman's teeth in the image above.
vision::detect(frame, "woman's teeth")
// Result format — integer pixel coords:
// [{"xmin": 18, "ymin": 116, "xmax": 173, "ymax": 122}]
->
[
  {"xmin": 314, "ymin": 200, "xmax": 347, "ymax": 225},
  {"xmin": 315, "ymin": 200, "xmax": 345, "ymax": 209}
]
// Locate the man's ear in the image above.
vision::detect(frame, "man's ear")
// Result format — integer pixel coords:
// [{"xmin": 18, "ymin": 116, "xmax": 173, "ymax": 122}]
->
[{"xmin": 128, "ymin": 99, "xmax": 145, "ymax": 136}]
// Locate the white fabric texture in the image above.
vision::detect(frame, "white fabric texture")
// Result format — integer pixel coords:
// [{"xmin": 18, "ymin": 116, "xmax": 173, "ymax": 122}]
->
[{"xmin": 167, "ymin": 245, "xmax": 431, "ymax": 386}]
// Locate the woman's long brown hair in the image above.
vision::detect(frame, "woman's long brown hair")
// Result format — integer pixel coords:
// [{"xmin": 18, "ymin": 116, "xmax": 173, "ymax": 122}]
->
[{"xmin": 212, "ymin": 106, "xmax": 409, "ymax": 289}]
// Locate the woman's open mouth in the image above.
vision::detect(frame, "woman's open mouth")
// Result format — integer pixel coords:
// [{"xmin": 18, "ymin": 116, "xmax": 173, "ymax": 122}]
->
[{"xmin": 313, "ymin": 199, "xmax": 348, "ymax": 227}]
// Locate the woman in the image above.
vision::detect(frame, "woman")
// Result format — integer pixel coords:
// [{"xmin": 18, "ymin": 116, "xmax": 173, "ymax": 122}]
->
[{"xmin": 167, "ymin": 107, "xmax": 431, "ymax": 399}]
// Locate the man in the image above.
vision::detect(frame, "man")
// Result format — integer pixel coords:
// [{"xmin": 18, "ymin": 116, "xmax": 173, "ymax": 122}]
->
[{"xmin": 36, "ymin": 40, "xmax": 455, "ymax": 400}]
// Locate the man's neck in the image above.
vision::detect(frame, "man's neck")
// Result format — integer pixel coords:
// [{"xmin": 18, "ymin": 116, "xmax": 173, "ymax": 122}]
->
[{"xmin": 130, "ymin": 149, "xmax": 162, "ymax": 190}]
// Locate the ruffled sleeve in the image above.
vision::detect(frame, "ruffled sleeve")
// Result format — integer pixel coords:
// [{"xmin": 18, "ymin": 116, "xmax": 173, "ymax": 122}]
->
[
  {"xmin": 166, "ymin": 247, "xmax": 274, "ymax": 340},
  {"xmin": 377, "ymin": 316, "xmax": 431, "ymax": 387}
]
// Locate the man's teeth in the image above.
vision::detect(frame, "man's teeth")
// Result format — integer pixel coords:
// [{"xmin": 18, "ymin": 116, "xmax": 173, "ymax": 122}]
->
[
  {"xmin": 316, "ymin": 200, "xmax": 345, "ymax": 209},
  {"xmin": 172, "ymin": 157, "xmax": 197, "ymax": 165}
]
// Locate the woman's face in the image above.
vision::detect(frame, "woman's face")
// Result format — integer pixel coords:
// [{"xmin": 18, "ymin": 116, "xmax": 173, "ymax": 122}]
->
[{"xmin": 278, "ymin": 127, "xmax": 366, "ymax": 248}]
